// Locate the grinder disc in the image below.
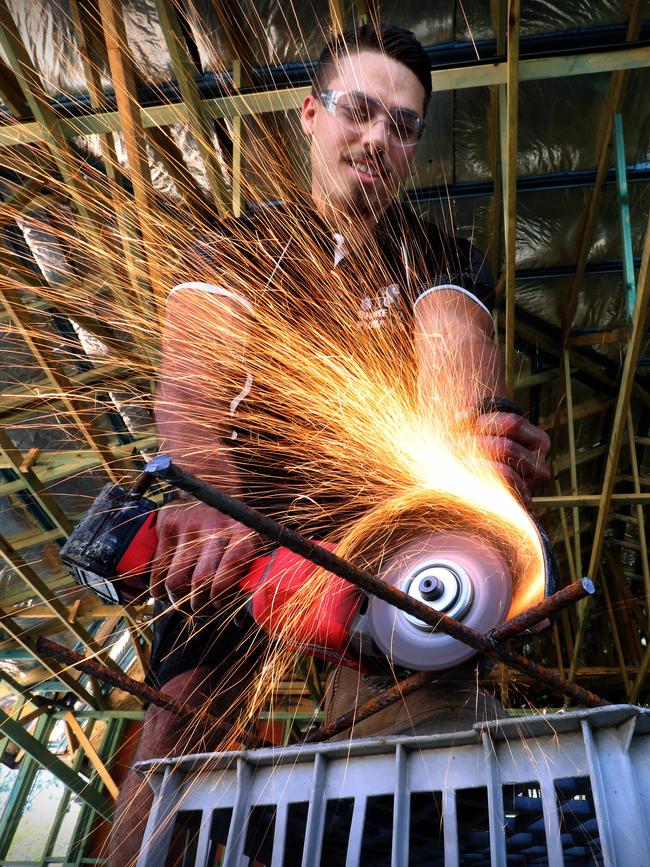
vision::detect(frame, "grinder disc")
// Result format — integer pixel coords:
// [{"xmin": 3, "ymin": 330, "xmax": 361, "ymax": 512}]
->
[{"xmin": 366, "ymin": 531, "xmax": 512, "ymax": 671}]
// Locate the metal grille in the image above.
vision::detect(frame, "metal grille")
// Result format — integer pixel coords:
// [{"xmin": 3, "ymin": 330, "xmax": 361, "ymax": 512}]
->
[{"xmin": 136, "ymin": 705, "xmax": 650, "ymax": 866}]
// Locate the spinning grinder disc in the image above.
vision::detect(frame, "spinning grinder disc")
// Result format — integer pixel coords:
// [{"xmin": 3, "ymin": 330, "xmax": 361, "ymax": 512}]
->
[{"xmin": 366, "ymin": 531, "xmax": 512, "ymax": 671}]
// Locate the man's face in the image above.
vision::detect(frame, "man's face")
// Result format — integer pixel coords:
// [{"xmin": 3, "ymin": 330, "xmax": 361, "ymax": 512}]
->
[{"xmin": 301, "ymin": 50, "xmax": 426, "ymax": 224}]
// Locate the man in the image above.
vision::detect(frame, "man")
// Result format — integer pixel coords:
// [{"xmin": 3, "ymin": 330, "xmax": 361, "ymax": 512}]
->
[{"xmin": 109, "ymin": 25, "xmax": 549, "ymax": 865}]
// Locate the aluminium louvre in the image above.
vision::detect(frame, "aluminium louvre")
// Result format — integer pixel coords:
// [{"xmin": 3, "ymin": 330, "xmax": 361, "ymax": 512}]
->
[{"xmin": 135, "ymin": 704, "xmax": 650, "ymax": 866}]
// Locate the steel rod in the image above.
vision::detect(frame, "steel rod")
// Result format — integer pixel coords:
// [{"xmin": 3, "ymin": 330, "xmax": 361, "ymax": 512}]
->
[
  {"xmin": 35, "ymin": 637, "xmax": 266, "ymax": 748},
  {"xmin": 489, "ymin": 577, "xmax": 595, "ymax": 642},
  {"xmin": 309, "ymin": 579, "xmax": 596, "ymax": 742},
  {"xmin": 148, "ymin": 456, "xmax": 610, "ymax": 708},
  {"xmin": 303, "ymin": 670, "xmax": 434, "ymax": 743}
]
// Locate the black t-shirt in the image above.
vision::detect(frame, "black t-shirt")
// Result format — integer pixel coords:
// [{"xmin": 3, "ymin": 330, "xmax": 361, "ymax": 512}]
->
[{"xmin": 172, "ymin": 198, "xmax": 494, "ymax": 533}]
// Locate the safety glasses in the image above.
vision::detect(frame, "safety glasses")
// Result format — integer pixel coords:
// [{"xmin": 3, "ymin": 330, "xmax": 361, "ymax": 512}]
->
[{"xmin": 319, "ymin": 89, "xmax": 425, "ymax": 147}]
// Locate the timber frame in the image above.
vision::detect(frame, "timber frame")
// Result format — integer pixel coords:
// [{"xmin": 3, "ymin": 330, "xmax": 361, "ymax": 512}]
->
[{"xmin": 0, "ymin": 1, "xmax": 649, "ymax": 861}]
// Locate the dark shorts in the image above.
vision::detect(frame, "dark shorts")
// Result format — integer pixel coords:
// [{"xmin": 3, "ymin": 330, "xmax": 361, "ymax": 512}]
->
[{"xmin": 146, "ymin": 599, "xmax": 265, "ymax": 690}]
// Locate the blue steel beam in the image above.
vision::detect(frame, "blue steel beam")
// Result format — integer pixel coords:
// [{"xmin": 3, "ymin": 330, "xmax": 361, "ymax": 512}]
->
[
  {"xmin": 12, "ymin": 22, "xmax": 650, "ymax": 121},
  {"xmin": 613, "ymin": 112, "xmax": 637, "ymax": 320}
]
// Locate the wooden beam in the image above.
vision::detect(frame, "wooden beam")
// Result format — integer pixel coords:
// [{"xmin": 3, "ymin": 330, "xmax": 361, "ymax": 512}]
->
[
  {"xmin": 627, "ymin": 407, "xmax": 650, "ymax": 627},
  {"xmin": 561, "ymin": 1, "xmax": 644, "ymax": 338},
  {"xmin": 64, "ymin": 711, "xmax": 120, "ymax": 800},
  {"xmin": 1, "ymin": 43, "xmax": 650, "ymax": 148},
  {"xmin": 96, "ymin": 0, "xmax": 163, "ymax": 310},
  {"xmin": 0, "ymin": 56, "xmax": 28, "ymax": 115},
  {"xmin": 0, "ymin": 0, "xmax": 117, "ymax": 261},
  {"xmin": 568, "ymin": 194, "xmax": 650, "ymax": 680},
  {"xmin": 153, "ymin": 0, "xmax": 229, "ymax": 214},
  {"xmin": 598, "ymin": 565, "xmax": 631, "ymax": 698},
  {"xmin": 533, "ymin": 493, "xmax": 650, "ymax": 508},
  {"xmin": 487, "ymin": 0, "xmax": 507, "ymax": 296},
  {"xmin": 539, "ymin": 396, "xmax": 614, "ymax": 431},
  {"xmin": 563, "ymin": 350, "xmax": 582, "ymax": 577},
  {"xmin": 0, "ymin": 534, "xmax": 122, "ymax": 673},
  {"xmin": 0, "ymin": 278, "xmax": 122, "ymax": 483},
  {"xmin": 0, "ymin": 707, "xmax": 111, "ymax": 819}
]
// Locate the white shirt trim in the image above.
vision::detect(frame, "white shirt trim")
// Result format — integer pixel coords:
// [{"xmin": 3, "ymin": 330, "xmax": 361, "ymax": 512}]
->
[
  {"xmin": 414, "ymin": 283, "xmax": 493, "ymax": 322},
  {"xmin": 168, "ymin": 281, "xmax": 254, "ymax": 313}
]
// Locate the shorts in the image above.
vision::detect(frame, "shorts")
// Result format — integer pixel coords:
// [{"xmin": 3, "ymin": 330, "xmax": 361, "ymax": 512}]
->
[{"xmin": 146, "ymin": 599, "xmax": 265, "ymax": 691}]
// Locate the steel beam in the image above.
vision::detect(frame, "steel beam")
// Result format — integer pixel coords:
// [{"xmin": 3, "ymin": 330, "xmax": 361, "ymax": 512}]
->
[
  {"xmin": 0, "ymin": 707, "xmax": 112, "ymax": 821},
  {"xmin": 501, "ymin": 0, "xmax": 520, "ymax": 395},
  {"xmin": 613, "ymin": 112, "xmax": 637, "ymax": 321}
]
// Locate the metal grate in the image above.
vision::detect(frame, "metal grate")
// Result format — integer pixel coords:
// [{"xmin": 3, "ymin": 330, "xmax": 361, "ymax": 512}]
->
[{"xmin": 136, "ymin": 705, "xmax": 650, "ymax": 866}]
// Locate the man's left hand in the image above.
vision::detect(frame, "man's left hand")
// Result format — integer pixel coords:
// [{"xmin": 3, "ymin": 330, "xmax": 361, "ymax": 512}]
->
[{"xmin": 474, "ymin": 411, "xmax": 551, "ymax": 505}]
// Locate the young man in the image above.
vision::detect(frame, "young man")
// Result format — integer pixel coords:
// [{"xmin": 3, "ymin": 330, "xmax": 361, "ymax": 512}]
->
[{"xmin": 109, "ymin": 25, "xmax": 549, "ymax": 865}]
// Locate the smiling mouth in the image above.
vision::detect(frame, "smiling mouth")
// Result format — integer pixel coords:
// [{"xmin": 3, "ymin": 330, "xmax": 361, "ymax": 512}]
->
[{"xmin": 345, "ymin": 156, "xmax": 388, "ymax": 181}]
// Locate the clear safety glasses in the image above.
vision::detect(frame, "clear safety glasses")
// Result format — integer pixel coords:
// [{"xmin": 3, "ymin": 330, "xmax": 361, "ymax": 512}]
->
[{"xmin": 319, "ymin": 89, "xmax": 425, "ymax": 147}]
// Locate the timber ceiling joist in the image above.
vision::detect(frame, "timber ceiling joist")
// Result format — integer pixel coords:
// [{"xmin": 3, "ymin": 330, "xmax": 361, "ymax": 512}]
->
[{"xmin": 0, "ymin": 0, "xmax": 648, "ymax": 750}]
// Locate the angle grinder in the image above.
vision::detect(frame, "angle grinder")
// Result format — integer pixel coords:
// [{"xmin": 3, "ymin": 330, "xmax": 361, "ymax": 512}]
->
[{"xmin": 61, "ymin": 473, "xmax": 556, "ymax": 674}]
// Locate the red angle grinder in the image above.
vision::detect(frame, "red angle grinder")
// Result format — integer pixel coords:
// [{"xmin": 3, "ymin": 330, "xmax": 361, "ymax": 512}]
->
[{"xmin": 61, "ymin": 476, "xmax": 556, "ymax": 673}]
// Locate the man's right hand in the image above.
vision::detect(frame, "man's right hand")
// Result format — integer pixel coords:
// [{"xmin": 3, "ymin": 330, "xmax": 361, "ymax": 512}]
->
[{"xmin": 150, "ymin": 500, "xmax": 258, "ymax": 612}]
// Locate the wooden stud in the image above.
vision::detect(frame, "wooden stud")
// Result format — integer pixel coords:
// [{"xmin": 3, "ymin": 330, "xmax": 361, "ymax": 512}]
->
[
  {"xmin": 598, "ymin": 565, "xmax": 631, "ymax": 698},
  {"xmin": 153, "ymin": 0, "xmax": 230, "ymax": 215},
  {"xmin": 2, "ymin": 44, "xmax": 650, "ymax": 149},
  {"xmin": 569, "ymin": 168, "xmax": 650, "ymax": 681},
  {"xmin": 563, "ymin": 350, "xmax": 582, "ymax": 578},
  {"xmin": 96, "ymin": 0, "xmax": 164, "ymax": 311},
  {"xmin": 561, "ymin": 0, "xmax": 644, "ymax": 338},
  {"xmin": 64, "ymin": 712, "xmax": 120, "ymax": 800}
]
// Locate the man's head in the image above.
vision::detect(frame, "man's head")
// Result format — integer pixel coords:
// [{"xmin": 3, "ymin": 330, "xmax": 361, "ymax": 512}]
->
[{"xmin": 301, "ymin": 25, "xmax": 431, "ymax": 230}]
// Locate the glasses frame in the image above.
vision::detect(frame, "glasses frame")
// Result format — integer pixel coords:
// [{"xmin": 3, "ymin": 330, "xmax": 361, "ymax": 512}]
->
[{"xmin": 318, "ymin": 89, "xmax": 425, "ymax": 148}]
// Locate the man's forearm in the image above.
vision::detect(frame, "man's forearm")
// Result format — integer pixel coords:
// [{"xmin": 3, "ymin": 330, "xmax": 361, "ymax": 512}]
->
[
  {"xmin": 155, "ymin": 384, "xmax": 242, "ymax": 491},
  {"xmin": 156, "ymin": 285, "xmax": 250, "ymax": 491}
]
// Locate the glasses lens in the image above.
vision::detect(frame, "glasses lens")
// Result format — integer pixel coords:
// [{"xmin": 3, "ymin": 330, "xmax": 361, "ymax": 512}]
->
[
  {"xmin": 330, "ymin": 91, "xmax": 422, "ymax": 145},
  {"xmin": 335, "ymin": 92, "xmax": 374, "ymax": 126},
  {"xmin": 389, "ymin": 109, "xmax": 421, "ymax": 143}
]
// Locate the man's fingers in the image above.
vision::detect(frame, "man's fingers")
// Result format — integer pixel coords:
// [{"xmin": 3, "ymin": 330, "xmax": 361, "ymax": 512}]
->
[
  {"xmin": 476, "ymin": 411, "xmax": 550, "ymax": 453},
  {"xmin": 149, "ymin": 505, "xmax": 258, "ymax": 610},
  {"xmin": 189, "ymin": 539, "xmax": 227, "ymax": 613},
  {"xmin": 479, "ymin": 435, "xmax": 535, "ymax": 479},
  {"xmin": 210, "ymin": 533, "xmax": 257, "ymax": 607}
]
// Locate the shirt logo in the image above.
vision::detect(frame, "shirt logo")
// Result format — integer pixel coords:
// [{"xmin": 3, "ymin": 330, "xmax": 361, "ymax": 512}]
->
[{"xmin": 358, "ymin": 284, "xmax": 401, "ymax": 329}]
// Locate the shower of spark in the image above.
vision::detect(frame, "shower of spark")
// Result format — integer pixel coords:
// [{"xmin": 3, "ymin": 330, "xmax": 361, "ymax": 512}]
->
[{"xmin": 0, "ymin": 7, "xmax": 553, "ymax": 861}]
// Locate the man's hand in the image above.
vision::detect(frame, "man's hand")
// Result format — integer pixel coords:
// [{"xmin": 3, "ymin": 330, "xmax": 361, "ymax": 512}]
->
[
  {"xmin": 474, "ymin": 411, "xmax": 551, "ymax": 505},
  {"xmin": 150, "ymin": 500, "xmax": 258, "ymax": 612}
]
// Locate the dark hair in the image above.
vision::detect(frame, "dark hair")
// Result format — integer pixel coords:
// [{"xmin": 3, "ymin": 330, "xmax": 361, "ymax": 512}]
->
[{"xmin": 312, "ymin": 25, "xmax": 431, "ymax": 109}]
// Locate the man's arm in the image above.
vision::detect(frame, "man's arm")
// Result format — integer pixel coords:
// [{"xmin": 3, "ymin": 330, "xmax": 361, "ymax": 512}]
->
[
  {"xmin": 414, "ymin": 288, "xmax": 550, "ymax": 502},
  {"xmin": 152, "ymin": 283, "xmax": 258, "ymax": 611}
]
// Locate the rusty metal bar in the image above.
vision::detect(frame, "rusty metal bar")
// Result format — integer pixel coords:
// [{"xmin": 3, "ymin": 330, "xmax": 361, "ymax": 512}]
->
[
  {"xmin": 148, "ymin": 456, "xmax": 609, "ymax": 708},
  {"xmin": 308, "ymin": 577, "xmax": 596, "ymax": 742},
  {"xmin": 35, "ymin": 637, "xmax": 266, "ymax": 749},
  {"xmin": 489, "ymin": 577, "xmax": 594, "ymax": 642},
  {"xmin": 304, "ymin": 670, "xmax": 433, "ymax": 744}
]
